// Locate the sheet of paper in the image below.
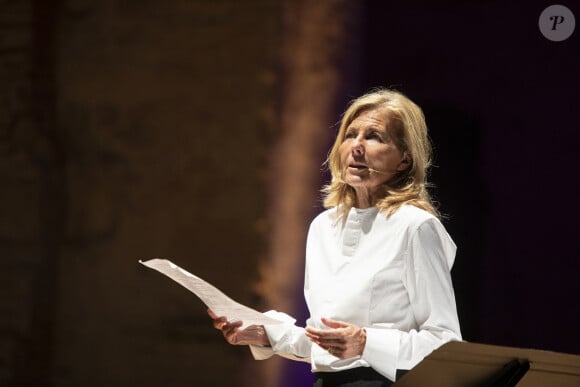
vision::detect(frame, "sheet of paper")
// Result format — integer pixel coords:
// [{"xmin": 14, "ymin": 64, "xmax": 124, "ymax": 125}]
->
[{"xmin": 140, "ymin": 258, "xmax": 282, "ymax": 328}]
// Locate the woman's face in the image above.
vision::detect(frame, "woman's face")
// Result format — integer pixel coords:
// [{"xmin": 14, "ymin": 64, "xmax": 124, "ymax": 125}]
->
[{"xmin": 339, "ymin": 109, "xmax": 408, "ymax": 193}]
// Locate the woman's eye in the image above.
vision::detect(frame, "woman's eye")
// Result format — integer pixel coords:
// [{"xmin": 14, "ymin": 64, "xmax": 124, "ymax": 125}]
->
[
  {"xmin": 368, "ymin": 132, "xmax": 383, "ymax": 142},
  {"xmin": 344, "ymin": 132, "xmax": 356, "ymax": 139}
]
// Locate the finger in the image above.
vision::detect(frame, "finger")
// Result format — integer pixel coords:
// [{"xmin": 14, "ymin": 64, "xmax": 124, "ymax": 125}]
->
[
  {"xmin": 321, "ymin": 317, "xmax": 349, "ymax": 329},
  {"xmin": 212, "ymin": 317, "xmax": 228, "ymax": 330},
  {"xmin": 305, "ymin": 333, "xmax": 322, "ymax": 346},
  {"xmin": 308, "ymin": 332, "xmax": 346, "ymax": 346},
  {"xmin": 304, "ymin": 329, "xmax": 320, "ymax": 340},
  {"xmin": 304, "ymin": 328, "xmax": 328, "ymax": 344},
  {"xmin": 304, "ymin": 327, "xmax": 319, "ymax": 337},
  {"xmin": 223, "ymin": 322, "xmax": 243, "ymax": 344},
  {"xmin": 208, "ymin": 309, "xmax": 229, "ymax": 323},
  {"xmin": 224, "ymin": 329, "xmax": 238, "ymax": 344},
  {"xmin": 306, "ymin": 328, "xmax": 346, "ymax": 341},
  {"xmin": 223, "ymin": 320, "xmax": 243, "ymax": 334},
  {"xmin": 305, "ymin": 327, "xmax": 341, "ymax": 337}
]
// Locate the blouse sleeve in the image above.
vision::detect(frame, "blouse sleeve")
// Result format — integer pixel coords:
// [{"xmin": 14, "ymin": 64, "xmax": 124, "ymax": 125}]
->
[
  {"xmin": 248, "ymin": 310, "xmax": 312, "ymax": 363},
  {"xmin": 361, "ymin": 218, "xmax": 462, "ymax": 381}
]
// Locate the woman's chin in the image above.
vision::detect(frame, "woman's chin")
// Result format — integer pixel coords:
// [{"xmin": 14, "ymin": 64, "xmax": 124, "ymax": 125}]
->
[
  {"xmin": 344, "ymin": 176, "xmax": 367, "ymax": 186},
  {"xmin": 345, "ymin": 178, "xmax": 378, "ymax": 191}
]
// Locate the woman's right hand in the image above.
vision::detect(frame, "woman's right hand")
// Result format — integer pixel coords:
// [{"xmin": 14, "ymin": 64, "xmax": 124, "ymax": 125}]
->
[{"xmin": 207, "ymin": 309, "xmax": 271, "ymax": 347}]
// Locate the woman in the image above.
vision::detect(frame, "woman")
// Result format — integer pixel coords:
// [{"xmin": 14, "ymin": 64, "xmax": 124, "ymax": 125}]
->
[{"xmin": 209, "ymin": 89, "xmax": 462, "ymax": 386}]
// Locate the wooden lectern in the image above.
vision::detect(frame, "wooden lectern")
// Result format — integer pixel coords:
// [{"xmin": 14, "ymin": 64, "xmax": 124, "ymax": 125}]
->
[{"xmin": 393, "ymin": 341, "xmax": 580, "ymax": 387}]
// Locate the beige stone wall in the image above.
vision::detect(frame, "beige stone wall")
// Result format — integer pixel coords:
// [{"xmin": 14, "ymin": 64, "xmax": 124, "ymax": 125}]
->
[
  {"xmin": 1, "ymin": 1, "xmax": 279, "ymax": 386},
  {"xmin": 0, "ymin": 0, "xmax": 359, "ymax": 385}
]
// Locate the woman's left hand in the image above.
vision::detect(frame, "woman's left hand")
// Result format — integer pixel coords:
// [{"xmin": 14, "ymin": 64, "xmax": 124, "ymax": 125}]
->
[{"xmin": 305, "ymin": 317, "xmax": 366, "ymax": 359}]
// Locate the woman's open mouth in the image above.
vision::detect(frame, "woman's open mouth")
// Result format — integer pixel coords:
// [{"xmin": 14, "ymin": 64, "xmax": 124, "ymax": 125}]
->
[
  {"xmin": 347, "ymin": 164, "xmax": 370, "ymax": 174},
  {"xmin": 349, "ymin": 163, "xmax": 368, "ymax": 169}
]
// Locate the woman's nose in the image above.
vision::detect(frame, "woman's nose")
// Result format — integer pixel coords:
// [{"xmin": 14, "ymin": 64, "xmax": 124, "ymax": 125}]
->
[{"xmin": 352, "ymin": 139, "xmax": 364, "ymax": 156}]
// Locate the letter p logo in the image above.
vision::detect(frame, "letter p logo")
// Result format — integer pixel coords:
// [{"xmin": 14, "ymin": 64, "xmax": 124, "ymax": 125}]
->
[
  {"xmin": 550, "ymin": 15, "xmax": 565, "ymax": 30},
  {"xmin": 539, "ymin": 5, "xmax": 576, "ymax": 41}
]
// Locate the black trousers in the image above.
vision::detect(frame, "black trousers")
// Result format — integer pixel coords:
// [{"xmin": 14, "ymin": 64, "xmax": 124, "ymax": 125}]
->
[{"xmin": 313, "ymin": 367, "xmax": 408, "ymax": 387}]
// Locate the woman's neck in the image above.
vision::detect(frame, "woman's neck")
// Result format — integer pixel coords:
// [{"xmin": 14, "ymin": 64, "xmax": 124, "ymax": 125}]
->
[{"xmin": 353, "ymin": 186, "xmax": 383, "ymax": 208}]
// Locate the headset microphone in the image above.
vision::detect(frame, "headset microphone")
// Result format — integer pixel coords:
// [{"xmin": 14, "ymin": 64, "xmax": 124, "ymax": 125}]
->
[{"xmin": 368, "ymin": 168, "xmax": 389, "ymax": 175}]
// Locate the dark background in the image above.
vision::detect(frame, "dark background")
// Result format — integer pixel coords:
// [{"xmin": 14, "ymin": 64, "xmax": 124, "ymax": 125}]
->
[
  {"xmin": 361, "ymin": 0, "xmax": 579, "ymax": 354},
  {"xmin": 1, "ymin": 1, "xmax": 578, "ymax": 386},
  {"xmin": 285, "ymin": 1, "xmax": 580, "ymax": 385}
]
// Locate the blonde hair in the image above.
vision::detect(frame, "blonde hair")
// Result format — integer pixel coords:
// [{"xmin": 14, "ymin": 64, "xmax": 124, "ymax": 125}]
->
[{"xmin": 322, "ymin": 88, "xmax": 439, "ymax": 220}]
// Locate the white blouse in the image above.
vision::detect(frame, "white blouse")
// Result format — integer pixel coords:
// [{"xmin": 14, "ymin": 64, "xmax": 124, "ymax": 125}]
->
[{"xmin": 250, "ymin": 205, "xmax": 462, "ymax": 382}]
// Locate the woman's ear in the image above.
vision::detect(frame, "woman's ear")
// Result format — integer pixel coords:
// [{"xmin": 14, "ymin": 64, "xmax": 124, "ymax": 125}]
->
[{"xmin": 396, "ymin": 152, "xmax": 411, "ymax": 171}]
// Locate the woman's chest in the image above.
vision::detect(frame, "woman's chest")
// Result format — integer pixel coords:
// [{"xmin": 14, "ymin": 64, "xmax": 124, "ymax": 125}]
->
[{"xmin": 305, "ymin": 227, "xmax": 410, "ymax": 326}]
